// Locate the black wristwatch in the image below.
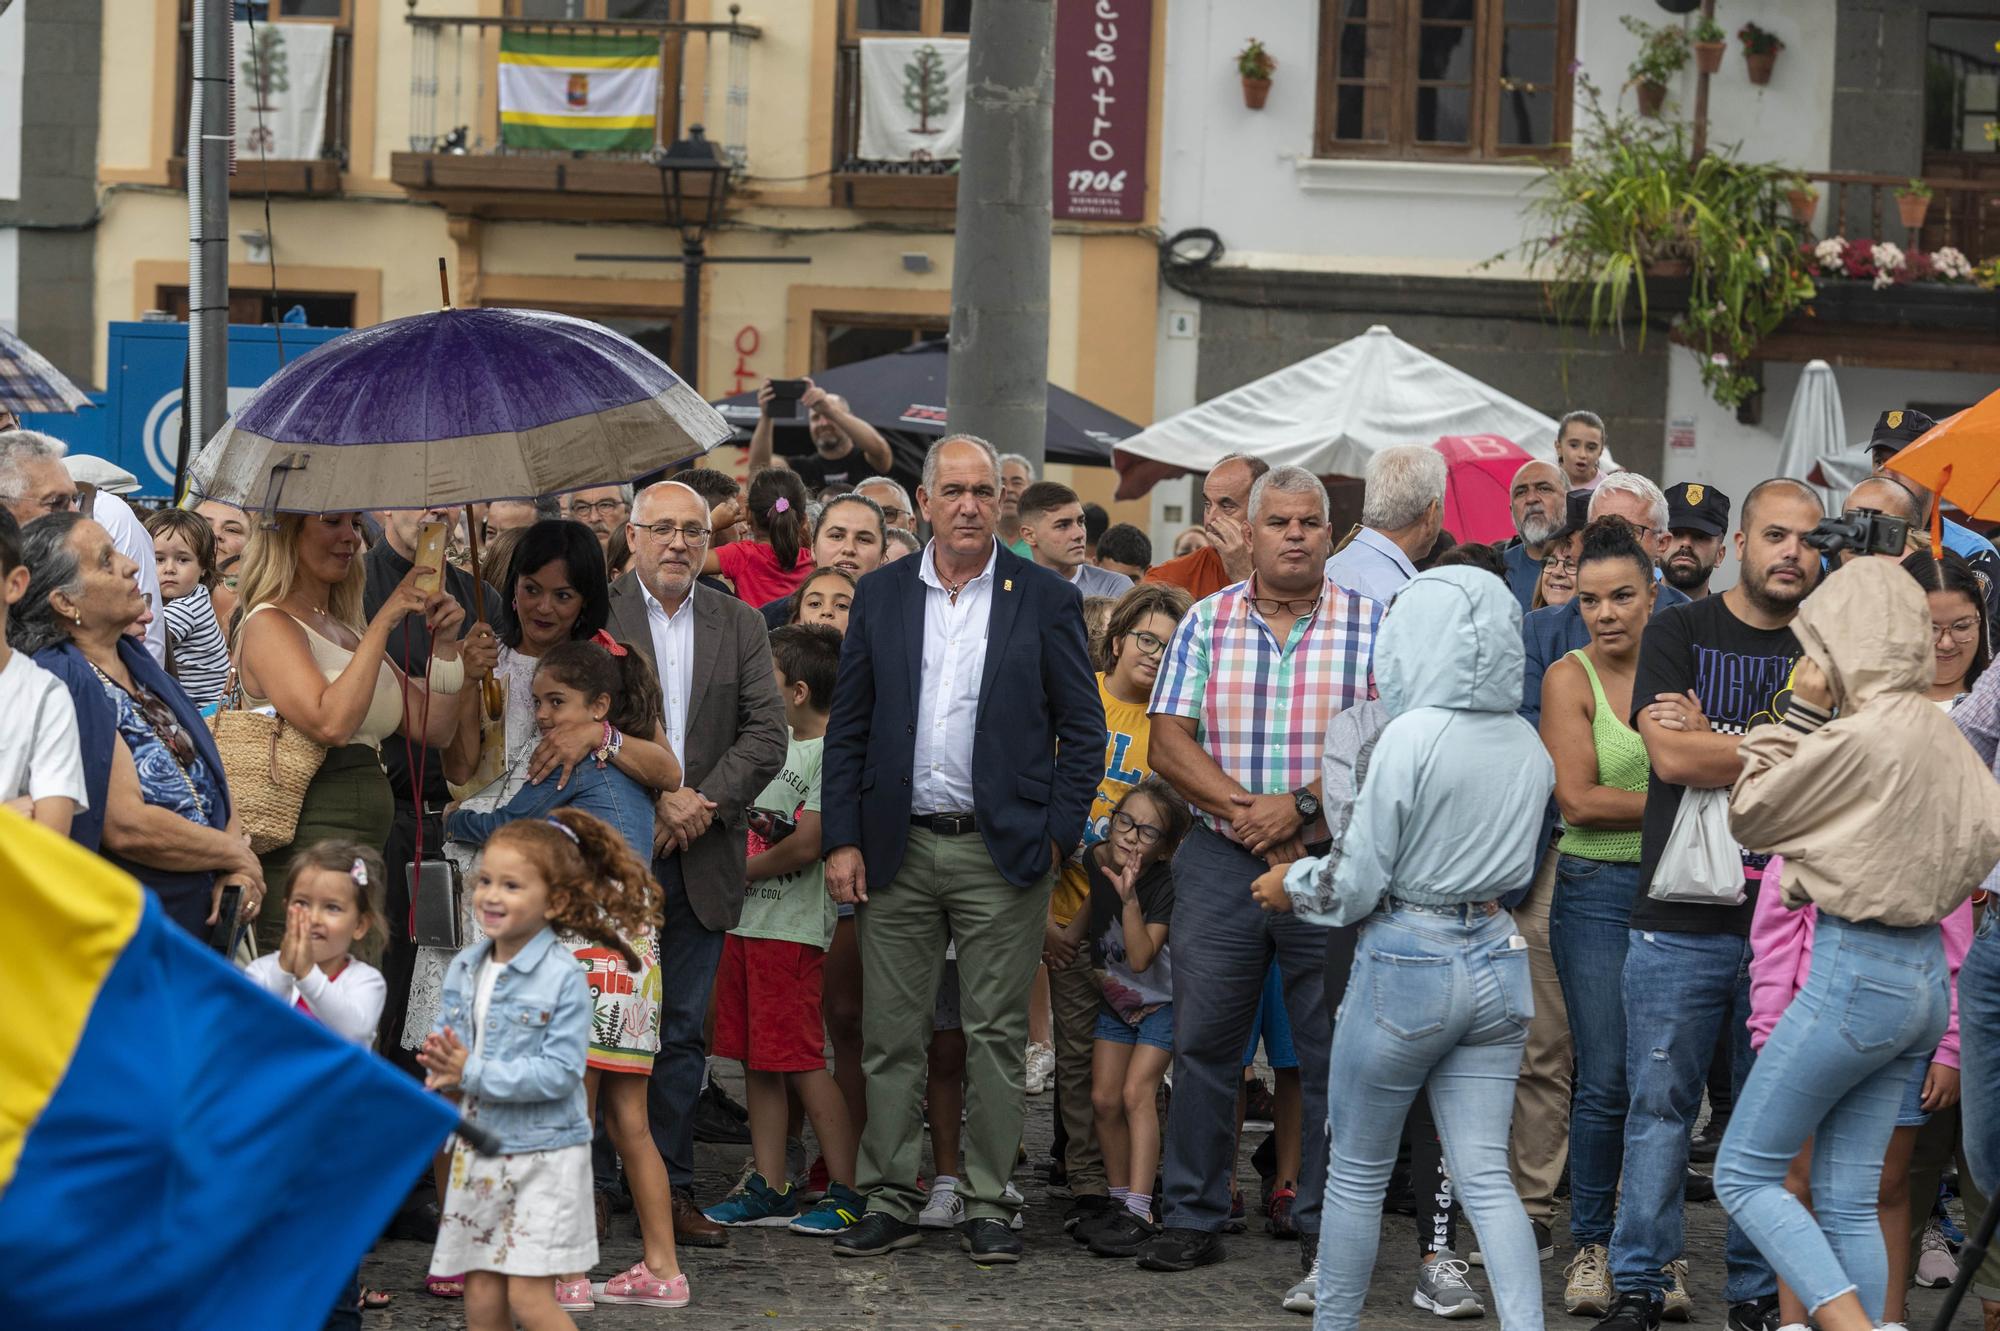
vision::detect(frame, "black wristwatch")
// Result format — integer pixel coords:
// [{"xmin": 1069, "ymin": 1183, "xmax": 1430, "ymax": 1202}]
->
[{"xmin": 1292, "ymin": 787, "xmax": 1321, "ymax": 822}]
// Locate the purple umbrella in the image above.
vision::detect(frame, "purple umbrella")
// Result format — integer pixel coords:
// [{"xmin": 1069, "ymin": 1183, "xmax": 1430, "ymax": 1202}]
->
[{"xmin": 188, "ymin": 307, "xmax": 730, "ymax": 513}]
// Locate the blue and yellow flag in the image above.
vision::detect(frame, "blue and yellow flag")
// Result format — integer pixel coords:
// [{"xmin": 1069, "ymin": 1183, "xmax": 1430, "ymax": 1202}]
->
[{"xmin": 0, "ymin": 812, "xmax": 459, "ymax": 1329}]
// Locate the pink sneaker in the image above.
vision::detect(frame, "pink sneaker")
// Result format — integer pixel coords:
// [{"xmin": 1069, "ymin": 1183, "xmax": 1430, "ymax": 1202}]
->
[
  {"xmin": 554, "ymin": 1277, "xmax": 594, "ymax": 1312},
  {"xmin": 598, "ymin": 1261, "xmax": 691, "ymax": 1309}
]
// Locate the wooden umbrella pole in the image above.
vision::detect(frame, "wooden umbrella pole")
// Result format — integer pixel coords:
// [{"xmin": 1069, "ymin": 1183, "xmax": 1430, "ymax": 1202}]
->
[{"xmin": 464, "ymin": 503, "xmax": 503, "ymax": 719}]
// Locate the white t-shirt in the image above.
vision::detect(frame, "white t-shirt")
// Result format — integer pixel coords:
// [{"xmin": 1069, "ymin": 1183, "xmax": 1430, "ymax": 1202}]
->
[
  {"xmin": 243, "ymin": 953, "xmax": 387, "ymax": 1048},
  {"xmin": 0, "ymin": 650, "xmax": 89, "ymax": 809}
]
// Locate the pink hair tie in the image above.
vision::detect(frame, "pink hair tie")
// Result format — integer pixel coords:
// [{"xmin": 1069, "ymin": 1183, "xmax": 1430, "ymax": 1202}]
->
[{"xmin": 772, "ymin": 497, "xmax": 791, "ymax": 513}]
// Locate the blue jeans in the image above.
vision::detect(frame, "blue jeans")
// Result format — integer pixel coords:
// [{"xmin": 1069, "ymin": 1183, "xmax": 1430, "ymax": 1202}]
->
[
  {"xmin": 1161, "ymin": 824, "xmax": 1331, "ymax": 1235},
  {"xmin": 645, "ymin": 855, "xmax": 727, "ymax": 1192},
  {"xmin": 1609, "ymin": 928, "xmax": 1774, "ymax": 1304},
  {"xmin": 1314, "ymin": 905, "xmax": 1542, "ymax": 1331},
  {"xmin": 1964, "ymin": 904, "xmax": 2000, "ymax": 1199},
  {"xmin": 1548, "ymin": 854, "xmax": 1643, "ymax": 1248},
  {"xmin": 1714, "ymin": 914, "xmax": 1947, "ymax": 1321}
]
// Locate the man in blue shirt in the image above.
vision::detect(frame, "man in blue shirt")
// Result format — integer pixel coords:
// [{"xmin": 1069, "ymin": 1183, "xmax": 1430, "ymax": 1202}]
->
[
  {"xmin": 1501, "ymin": 459, "xmax": 1568, "ymax": 610},
  {"xmin": 1866, "ymin": 408, "xmax": 2000, "ymax": 621},
  {"xmin": 1326, "ymin": 445, "xmax": 1444, "ymax": 604}
]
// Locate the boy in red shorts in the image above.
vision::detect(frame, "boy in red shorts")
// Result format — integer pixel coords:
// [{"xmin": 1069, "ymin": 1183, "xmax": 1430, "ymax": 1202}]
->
[{"xmin": 704, "ymin": 624, "xmax": 863, "ymax": 1234}]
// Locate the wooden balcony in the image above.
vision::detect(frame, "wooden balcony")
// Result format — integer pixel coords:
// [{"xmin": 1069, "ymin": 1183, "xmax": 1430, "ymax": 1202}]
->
[
  {"xmin": 830, "ymin": 42, "xmax": 958, "ymax": 212},
  {"xmin": 1801, "ymin": 169, "xmax": 2000, "ymax": 256},
  {"xmin": 170, "ymin": 24, "xmax": 350, "ymax": 196}
]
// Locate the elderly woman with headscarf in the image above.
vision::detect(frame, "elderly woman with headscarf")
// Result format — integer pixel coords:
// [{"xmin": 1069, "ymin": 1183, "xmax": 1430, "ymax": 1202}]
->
[{"xmin": 10, "ymin": 512, "xmax": 260, "ymax": 936}]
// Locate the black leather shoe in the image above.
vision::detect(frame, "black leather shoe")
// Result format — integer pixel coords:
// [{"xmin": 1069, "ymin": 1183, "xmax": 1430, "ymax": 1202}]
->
[
  {"xmin": 960, "ymin": 1216, "xmax": 1024, "ymax": 1263},
  {"xmin": 833, "ymin": 1210, "xmax": 925, "ymax": 1258},
  {"xmin": 1683, "ymin": 1166, "xmax": 1716, "ymax": 1204},
  {"xmin": 1594, "ymin": 1291, "xmax": 1663, "ymax": 1331},
  {"xmin": 1136, "ymin": 1226, "xmax": 1227, "ymax": 1272}
]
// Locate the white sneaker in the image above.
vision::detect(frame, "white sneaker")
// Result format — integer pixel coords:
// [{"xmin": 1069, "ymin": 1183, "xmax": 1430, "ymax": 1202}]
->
[
  {"xmin": 1003, "ymin": 1181, "xmax": 1027, "ymax": 1231},
  {"xmin": 917, "ymin": 1181, "xmax": 965, "ymax": 1229},
  {"xmin": 1024, "ymin": 1042, "xmax": 1055, "ymax": 1095},
  {"xmin": 1282, "ymin": 1257, "xmax": 1318, "ymax": 1315},
  {"xmin": 1915, "ymin": 1215, "xmax": 1958, "ymax": 1287}
]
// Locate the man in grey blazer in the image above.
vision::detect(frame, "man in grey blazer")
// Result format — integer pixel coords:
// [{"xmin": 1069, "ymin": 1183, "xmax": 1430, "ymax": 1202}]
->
[{"xmin": 611, "ymin": 479, "xmax": 787, "ymax": 1248}]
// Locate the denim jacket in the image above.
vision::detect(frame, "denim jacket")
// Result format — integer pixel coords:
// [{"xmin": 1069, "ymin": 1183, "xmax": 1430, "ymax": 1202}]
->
[
  {"xmin": 434, "ymin": 925, "xmax": 591, "ymax": 1153},
  {"xmin": 446, "ymin": 760, "xmax": 656, "ymax": 861}
]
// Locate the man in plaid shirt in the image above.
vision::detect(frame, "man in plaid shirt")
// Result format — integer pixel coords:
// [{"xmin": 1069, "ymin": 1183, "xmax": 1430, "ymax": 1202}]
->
[{"xmin": 1136, "ymin": 465, "xmax": 1381, "ymax": 1300}]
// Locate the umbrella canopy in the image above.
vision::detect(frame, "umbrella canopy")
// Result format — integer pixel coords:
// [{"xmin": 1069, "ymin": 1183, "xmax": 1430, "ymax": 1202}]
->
[
  {"xmin": 1774, "ymin": 360, "xmax": 1847, "ymax": 508},
  {"xmin": 188, "ymin": 307, "xmax": 730, "ymax": 513},
  {"xmin": 0, "ymin": 325, "xmax": 92, "ymax": 415},
  {"xmin": 1884, "ymin": 396, "xmax": 1999, "ymax": 522},
  {"xmin": 709, "ymin": 339, "xmax": 1129, "ymax": 477},
  {"xmin": 1111, "ymin": 325, "xmax": 1586, "ymax": 501},
  {"xmin": 1434, "ymin": 434, "xmax": 1531, "ymax": 544}
]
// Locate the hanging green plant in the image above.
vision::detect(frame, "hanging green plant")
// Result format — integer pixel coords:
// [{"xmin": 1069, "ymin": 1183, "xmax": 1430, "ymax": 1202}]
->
[{"xmin": 1501, "ymin": 77, "xmax": 1817, "ymax": 410}]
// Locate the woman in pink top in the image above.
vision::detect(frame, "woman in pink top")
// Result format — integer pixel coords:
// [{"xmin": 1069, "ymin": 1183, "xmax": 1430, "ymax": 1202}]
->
[
  {"xmin": 707, "ymin": 468, "xmax": 814, "ymax": 605},
  {"xmin": 1747, "ymin": 854, "xmax": 1972, "ymax": 1331}
]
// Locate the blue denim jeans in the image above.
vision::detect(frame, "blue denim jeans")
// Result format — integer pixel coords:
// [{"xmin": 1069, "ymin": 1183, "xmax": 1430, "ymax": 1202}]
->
[
  {"xmin": 1548, "ymin": 853, "xmax": 1643, "ymax": 1248},
  {"xmin": 1609, "ymin": 928, "xmax": 1774, "ymax": 1304},
  {"xmin": 1314, "ymin": 905, "xmax": 1542, "ymax": 1331},
  {"xmin": 1964, "ymin": 904, "xmax": 2000, "ymax": 1199},
  {"xmin": 1714, "ymin": 914, "xmax": 1947, "ymax": 1321},
  {"xmin": 1161, "ymin": 824, "xmax": 1331, "ymax": 1236}
]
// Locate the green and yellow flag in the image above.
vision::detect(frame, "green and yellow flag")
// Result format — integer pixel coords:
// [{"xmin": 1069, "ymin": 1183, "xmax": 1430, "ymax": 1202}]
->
[{"xmin": 498, "ymin": 31, "xmax": 659, "ymax": 152}]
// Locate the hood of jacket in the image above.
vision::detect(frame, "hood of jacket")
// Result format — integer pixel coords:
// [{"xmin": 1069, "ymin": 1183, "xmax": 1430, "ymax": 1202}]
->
[
  {"xmin": 1376, "ymin": 566, "xmax": 1525, "ymax": 718},
  {"xmin": 1790, "ymin": 557, "xmax": 1931, "ymax": 711}
]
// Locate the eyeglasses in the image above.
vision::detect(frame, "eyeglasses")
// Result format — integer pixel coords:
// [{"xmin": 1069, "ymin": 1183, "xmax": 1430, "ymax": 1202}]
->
[
  {"xmin": 1125, "ymin": 629, "xmax": 1169, "ymax": 658},
  {"xmin": 1934, "ymin": 617, "xmax": 1981, "ymax": 643},
  {"xmin": 1111, "ymin": 810, "xmax": 1164, "ymax": 846},
  {"xmin": 131, "ymin": 681, "xmax": 197, "ymax": 767},
  {"xmin": 1543, "ymin": 554, "xmax": 1579, "ymax": 573},
  {"xmin": 1248, "ymin": 595, "xmax": 1322, "ymax": 618},
  {"xmin": 635, "ymin": 522, "xmax": 712, "ymax": 546},
  {"xmin": 33, "ymin": 492, "xmax": 79, "ymax": 515},
  {"xmin": 570, "ymin": 499, "xmax": 628, "ymax": 518}
]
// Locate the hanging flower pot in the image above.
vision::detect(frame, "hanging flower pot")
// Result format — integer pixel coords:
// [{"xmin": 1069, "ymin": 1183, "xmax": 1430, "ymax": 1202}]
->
[
  {"xmin": 1785, "ymin": 186, "xmax": 1819, "ymax": 226},
  {"xmin": 1896, "ymin": 182, "xmax": 1933, "ymax": 232},
  {"xmin": 1738, "ymin": 23, "xmax": 1784, "ymax": 85},
  {"xmin": 1241, "ymin": 76, "xmax": 1271, "ymax": 110},
  {"xmin": 1237, "ymin": 38, "xmax": 1275, "ymax": 111},
  {"xmin": 1695, "ymin": 40, "xmax": 1726, "ymax": 75},
  {"xmin": 1636, "ymin": 80, "xmax": 1668, "ymax": 118}
]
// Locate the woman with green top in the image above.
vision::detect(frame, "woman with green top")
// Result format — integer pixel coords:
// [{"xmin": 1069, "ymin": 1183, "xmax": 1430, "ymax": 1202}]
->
[{"xmin": 1537, "ymin": 517, "xmax": 1656, "ymax": 1318}]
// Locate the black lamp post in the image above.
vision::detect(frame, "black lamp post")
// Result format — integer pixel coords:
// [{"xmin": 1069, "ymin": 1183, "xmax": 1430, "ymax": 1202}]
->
[{"xmin": 652, "ymin": 125, "xmax": 731, "ymax": 392}]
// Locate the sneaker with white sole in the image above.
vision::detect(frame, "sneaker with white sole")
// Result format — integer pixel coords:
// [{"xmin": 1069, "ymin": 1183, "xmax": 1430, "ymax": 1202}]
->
[
  {"xmin": 1565, "ymin": 1243, "xmax": 1613, "ymax": 1317},
  {"xmin": 1660, "ymin": 1260, "xmax": 1692, "ymax": 1322},
  {"xmin": 1282, "ymin": 1256, "xmax": 1319, "ymax": 1315},
  {"xmin": 1003, "ymin": 1181, "xmax": 1027, "ymax": 1231},
  {"xmin": 1916, "ymin": 1215, "xmax": 1958, "ymax": 1287},
  {"xmin": 1025, "ymin": 1042, "xmax": 1056, "ymax": 1095},
  {"xmin": 918, "ymin": 1181, "xmax": 966, "ymax": 1229},
  {"xmin": 1414, "ymin": 1251, "xmax": 1485, "ymax": 1319}
]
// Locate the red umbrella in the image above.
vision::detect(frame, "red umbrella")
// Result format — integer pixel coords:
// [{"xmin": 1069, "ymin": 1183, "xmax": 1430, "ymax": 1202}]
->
[{"xmin": 1433, "ymin": 434, "xmax": 1532, "ymax": 544}]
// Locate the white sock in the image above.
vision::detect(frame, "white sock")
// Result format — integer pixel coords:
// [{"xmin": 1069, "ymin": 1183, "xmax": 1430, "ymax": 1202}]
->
[
  {"xmin": 1109, "ymin": 1186, "xmax": 1129, "ymax": 1203},
  {"xmin": 931, "ymin": 1174, "xmax": 958, "ymax": 1194},
  {"xmin": 1125, "ymin": 1191, "xmax": 1151, "ymax": 1219}
]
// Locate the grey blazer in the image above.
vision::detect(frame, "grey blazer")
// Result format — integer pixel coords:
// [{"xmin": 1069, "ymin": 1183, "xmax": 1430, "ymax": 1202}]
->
[{"xmin": 606, "ymin": 570, "xmax": 788, "ymax": 932}]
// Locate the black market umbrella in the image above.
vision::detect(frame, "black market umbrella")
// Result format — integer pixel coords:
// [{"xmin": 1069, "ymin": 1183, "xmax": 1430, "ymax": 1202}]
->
[{"xmin": 711, "ymin": 339, "xmax": 1131, "ymax": 488}]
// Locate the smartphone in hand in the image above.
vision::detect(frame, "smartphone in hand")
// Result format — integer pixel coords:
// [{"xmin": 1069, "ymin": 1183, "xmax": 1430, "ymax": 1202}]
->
[
  {"xmin": 767, "ymin": 378, "xmax": 808, "ymax": 420},
  {"xmin": 412, "ymin": 519, "xmax": 448, "ymax": 594}
]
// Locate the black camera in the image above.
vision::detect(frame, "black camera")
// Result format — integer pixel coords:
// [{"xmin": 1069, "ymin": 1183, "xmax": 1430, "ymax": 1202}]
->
[{"xmin": 1803, "ymin": 507, "xmax": 1910, "ymax": 559}]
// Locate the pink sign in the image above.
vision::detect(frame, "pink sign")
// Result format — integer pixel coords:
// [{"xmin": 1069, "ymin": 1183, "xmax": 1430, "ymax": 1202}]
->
[{"xmin": 1052, "ymin": 0, "xmax": 1152, "ymax": 222}]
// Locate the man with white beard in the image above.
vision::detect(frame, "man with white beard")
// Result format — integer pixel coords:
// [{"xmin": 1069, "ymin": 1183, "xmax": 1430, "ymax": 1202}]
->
[{"xmin": 1502, "ymin": 460, "xmax": 1568, "ymax": 611}]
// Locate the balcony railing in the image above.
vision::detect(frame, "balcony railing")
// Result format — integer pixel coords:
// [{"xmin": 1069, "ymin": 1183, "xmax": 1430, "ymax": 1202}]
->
[
  {"xmin": 173, "ymin": 22, "xmax": 350, "ymax": 194},
  {"xmin": 830, "ymin": 42, "xmax": 958, "ymax": 210},
  {"xmin": 1803, "ymin": 170, "xmax": 2000, "ymax": 257},
  {"xmin": 391, "ymin": 9, "xmax": 756, "ymax": 215}
]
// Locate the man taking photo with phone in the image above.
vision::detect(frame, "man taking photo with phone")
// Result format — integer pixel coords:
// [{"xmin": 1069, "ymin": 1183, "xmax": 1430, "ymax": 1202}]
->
[{"xmin": 747, "ymin": 376, "xmax": 896, "ymax": 493}]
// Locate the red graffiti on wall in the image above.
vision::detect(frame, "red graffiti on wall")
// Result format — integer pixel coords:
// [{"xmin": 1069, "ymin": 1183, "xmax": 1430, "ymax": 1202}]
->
[{"xmin": 731, "ymin": 325, "xmax": 761, "ymax": 395}]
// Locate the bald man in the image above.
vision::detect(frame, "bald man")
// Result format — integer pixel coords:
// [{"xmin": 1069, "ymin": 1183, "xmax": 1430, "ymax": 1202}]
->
[
  {"xmin": 1837, "ymin": 477, "xmax": 1925, "ymax": 566},
  {"xmin": 748, "ymin": 375, "xmax": 895, "ymax": 493}
]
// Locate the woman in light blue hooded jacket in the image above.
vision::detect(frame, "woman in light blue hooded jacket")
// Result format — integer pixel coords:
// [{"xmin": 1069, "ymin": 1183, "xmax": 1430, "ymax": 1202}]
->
[{"xmin": 1253, "ymin": 565, "xmax": 1556, "ymax": 1331}]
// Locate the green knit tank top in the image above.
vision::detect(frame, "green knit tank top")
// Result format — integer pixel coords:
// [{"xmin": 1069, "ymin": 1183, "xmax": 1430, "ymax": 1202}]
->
[{"xmin": 1556, "ymin": 649, "xmax": 1649, "ymax": 863}]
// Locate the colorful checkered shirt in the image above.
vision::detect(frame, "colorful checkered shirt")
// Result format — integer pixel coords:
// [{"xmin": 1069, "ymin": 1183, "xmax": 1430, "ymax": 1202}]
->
[{"xmin": 1149, "ymin": 576, "xmax": 1381, "ymax": 840}]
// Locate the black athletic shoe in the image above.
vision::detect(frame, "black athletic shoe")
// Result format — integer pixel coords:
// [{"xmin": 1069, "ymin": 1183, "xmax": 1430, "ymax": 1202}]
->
[
  {"xmin": 1724, "ymin": 1295, "xmax": 1779, "ymax": 1331},
  {"xmin": 692, "ymin": 1085, "xmax": 752, "ymax": 1145},
  {"xmin": 1136, "ymin": 1226, "xmax": 1227, "ymax": 1272},
  {"xmin": 1594, "ymin": 1291, "xmax": 1663, "ymax": 1331},
  {"xmin": 1688, "ymin": 1126, "xmax": 1723, "ymax": 1165},
  {"xmin": 832, "ymin": 1211, "xmax": 924, "ymax": 1258},
  {"xmin": 960, "ymin": 1216, "xmax": 1024, "ymax": 1264},
  {"xmin": 1064, "ymin": 1193, "xmax": 1119, "ymax": 1235},
  {"xmin": 1086, "ymin": 1210, "xmax": 1160, "ymax": 1258},
  {"xmin": 1683, "ymin": 1166, "xmax": 1716, "ymax": 1204}
]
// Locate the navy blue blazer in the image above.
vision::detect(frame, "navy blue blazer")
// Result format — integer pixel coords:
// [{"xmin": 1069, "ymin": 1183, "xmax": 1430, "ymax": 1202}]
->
[{"xmin": 821, "ymin": 541, "xmax": 1105, "ymax": 890}]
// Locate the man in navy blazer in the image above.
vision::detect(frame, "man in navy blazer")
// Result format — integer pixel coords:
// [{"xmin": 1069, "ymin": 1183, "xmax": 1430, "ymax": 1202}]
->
[{"xmin": 822, "ymin": 434, "xmax": 1104, "ymax": 1263}]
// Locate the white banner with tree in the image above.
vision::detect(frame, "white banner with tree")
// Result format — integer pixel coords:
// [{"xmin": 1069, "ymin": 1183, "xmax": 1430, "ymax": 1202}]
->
[
  {"xmin": 234, "ymin": 21, "xmax": 334, "ymax": 161},
  {"xmin": 857, "ymin": 37, "xmax": 968, "ymax": 162}
]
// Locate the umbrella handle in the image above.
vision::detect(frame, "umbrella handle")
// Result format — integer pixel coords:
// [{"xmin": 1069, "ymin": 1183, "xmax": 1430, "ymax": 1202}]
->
[
  {"xmin": 463, "ymin": 504, "xmax": 503, "ymax": 721},
  {"xmin": 1931, "ymin": 465, "xmax": 1950, "ymax": 561}
]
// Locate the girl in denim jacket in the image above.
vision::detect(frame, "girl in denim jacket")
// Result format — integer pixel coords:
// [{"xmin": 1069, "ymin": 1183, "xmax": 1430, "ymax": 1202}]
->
[{"xmin": 418, "ymin": 809, "xmax": 659, "ymax": 1329}]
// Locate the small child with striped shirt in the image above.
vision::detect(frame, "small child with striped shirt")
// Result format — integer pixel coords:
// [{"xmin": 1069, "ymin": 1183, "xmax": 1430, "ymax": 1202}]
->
[{"xmin": 145, "ymin": 507, "xmax": 232, "ymax": 708}]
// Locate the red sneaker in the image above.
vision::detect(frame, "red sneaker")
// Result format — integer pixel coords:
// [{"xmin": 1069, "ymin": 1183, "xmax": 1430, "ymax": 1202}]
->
[{"xmin": 806, "ymin": 1154, "xmax": 831, "ymax": 1200}]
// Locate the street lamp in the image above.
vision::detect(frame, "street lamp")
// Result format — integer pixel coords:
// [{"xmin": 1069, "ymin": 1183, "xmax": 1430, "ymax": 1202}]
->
[{"xmin": 652, "ymin": 125, "xmax": 731, "ymax": 391}]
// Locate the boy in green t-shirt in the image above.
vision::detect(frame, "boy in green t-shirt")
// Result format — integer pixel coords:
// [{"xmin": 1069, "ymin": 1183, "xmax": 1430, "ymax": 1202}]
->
[{"xmin": 705, "ymin": 624, "xmax": 864, "ymax": 1234}]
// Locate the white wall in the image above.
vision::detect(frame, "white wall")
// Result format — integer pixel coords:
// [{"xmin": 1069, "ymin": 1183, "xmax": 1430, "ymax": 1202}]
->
[
  {"xmin": 0, "ymin": 0, "xmax": 20, "ymax": 204},
  {"xmin": 1158, "ymin": 0, "xmax": 1836, "ymax": 275}
]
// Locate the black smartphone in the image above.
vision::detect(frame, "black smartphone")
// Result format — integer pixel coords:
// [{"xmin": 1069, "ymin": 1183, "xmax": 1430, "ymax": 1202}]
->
[
  {"xmin": 767, "ymin": 378, "xmax": 808, "ymax": 420},
  {"xmin": 209, "ymin": 884, "xmax": 244, "ymax": 955},
  {"xmin": 749, "ymin": 810, "xmax": 798, "ymax": 845}
]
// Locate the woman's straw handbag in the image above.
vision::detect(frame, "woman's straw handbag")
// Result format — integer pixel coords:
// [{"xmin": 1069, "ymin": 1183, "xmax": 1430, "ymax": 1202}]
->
[{"xmin": 206, "ymin": 672, "xmax": 326, "ymax": 854}]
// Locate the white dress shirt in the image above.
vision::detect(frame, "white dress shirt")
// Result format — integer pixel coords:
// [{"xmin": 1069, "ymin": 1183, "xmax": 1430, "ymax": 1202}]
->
[
  {"xmin": 91, "ymin": 490, "xmax": 166, "ymax": 665},
  {"xmin": 640, "ymin": 578, "xmax": 697, "ymax": 766},
  {"xmin": 911, "ymin": 539, "xmax": 996, "ymax": 816}
]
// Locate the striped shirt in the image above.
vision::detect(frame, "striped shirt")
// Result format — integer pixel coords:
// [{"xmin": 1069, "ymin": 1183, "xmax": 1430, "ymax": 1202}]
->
[
  {"xmin": 163, "ymin": 583, "xmax": 231, "ymax": 707},
  {"xmin": 1149, "ymin": 576, "xmax": 1381, "ymax": 841}
]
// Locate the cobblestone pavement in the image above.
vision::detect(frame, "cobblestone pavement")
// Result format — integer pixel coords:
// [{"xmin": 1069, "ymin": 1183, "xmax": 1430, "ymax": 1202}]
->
[{"xmin": 361, "ymin": 1074, "xmax": 1978, "ymax": 1330}]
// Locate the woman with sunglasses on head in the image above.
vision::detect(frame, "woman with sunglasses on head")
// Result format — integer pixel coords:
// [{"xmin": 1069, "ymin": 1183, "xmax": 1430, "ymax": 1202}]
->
[{"xmin": 9, "ymin": 512, "xmax": 261, "ymax": 937}]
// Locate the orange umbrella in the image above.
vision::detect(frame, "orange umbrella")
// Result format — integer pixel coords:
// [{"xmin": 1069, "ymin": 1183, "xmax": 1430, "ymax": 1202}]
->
[{"xmin": 1881, "ymin": 404, "xmax": 1980, "ymax": 555}]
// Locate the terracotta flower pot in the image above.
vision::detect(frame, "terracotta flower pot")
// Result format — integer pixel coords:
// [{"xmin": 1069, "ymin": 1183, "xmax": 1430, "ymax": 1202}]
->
[
  {"xmin": 1745, "ymin": 49, "xmax": 1777, "ymax": 84},
  {"xmin": 1637, "ymin": 80, "xmax": 1667, "ymax": 118},
  {"xmin": 1694, "ymin": 41, "xmax": 1725, "ymax": 75},
  {"xmin": 1786, "ymin": 188, "xmax": 1819, "ymax": 226},
  {"xmin": 1897, "ymin": 193, "xmax": 1932, "ymax": 231},
  {"xmin": 1645, "ymin": 258, "xmax": 1693, "ymax": 278},
  {"xmin": 1242, "ymin": 76, "xmax": 1271, "ymax": 110}
]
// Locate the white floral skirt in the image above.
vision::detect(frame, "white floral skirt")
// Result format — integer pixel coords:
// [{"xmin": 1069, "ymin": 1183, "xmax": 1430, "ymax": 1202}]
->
[{"xmin": 429, "ymin": 1140, "xmax": 598, "ymax": 1277}]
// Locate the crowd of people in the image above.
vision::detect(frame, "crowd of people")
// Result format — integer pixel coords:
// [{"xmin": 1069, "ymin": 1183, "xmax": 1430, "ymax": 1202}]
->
[{"xmin": 3, "ymin": 394, "xmax": 2000, "ymax": 1331}]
